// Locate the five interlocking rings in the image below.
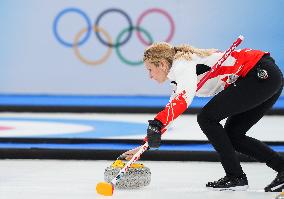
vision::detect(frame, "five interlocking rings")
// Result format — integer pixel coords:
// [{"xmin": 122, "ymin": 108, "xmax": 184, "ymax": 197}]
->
[{"xmin": 53, "ymin": 7, "xmax": 175, "ymax": 66}]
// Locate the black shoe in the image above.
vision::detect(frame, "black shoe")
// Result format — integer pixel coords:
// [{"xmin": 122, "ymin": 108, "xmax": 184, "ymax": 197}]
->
[
  {"xmin": 265, "ymin": 171, "xmax": 284, "ymax": 192},
  {"xmin": 206, "ymin": 174, "xmax": 249, "ymax": 191}
]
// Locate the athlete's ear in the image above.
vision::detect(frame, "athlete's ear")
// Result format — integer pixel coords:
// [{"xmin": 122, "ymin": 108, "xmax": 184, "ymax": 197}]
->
[{"xmin": 160, "ymin": 59, "xmax": 170, "ymax": 72}]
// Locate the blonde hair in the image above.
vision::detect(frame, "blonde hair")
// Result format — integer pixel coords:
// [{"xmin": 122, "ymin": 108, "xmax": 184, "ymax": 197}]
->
[{"xmin": 143, "ymin": 42, "xmax": 216, "ymax": 67}]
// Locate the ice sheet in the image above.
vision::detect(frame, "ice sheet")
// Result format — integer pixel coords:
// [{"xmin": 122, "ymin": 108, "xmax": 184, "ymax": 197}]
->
[{"xmin": 0, "ymin": 160, "xmax": 280, "ymax": 199}]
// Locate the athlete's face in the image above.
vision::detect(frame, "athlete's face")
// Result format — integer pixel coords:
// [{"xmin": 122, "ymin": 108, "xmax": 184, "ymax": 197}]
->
[{"xmin": 145, "ymin": 60, "xmax": 169, "ymax": 83}]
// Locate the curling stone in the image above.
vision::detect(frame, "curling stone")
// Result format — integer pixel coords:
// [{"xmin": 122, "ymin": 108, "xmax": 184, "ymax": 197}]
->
[{"xmin": 104, "ymin": 160, "xmax": 151, "ymax": 189}]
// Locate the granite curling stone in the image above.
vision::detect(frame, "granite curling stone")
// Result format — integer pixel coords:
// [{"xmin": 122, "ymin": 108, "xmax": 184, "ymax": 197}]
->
[{"xmin": 104, "ymin": 160, "xmax": 151, "ymax": 189}]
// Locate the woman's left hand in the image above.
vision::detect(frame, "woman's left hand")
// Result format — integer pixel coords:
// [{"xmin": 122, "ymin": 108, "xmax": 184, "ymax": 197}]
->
[{"xmin": 118, "ymin": 146, "xmax": 141, "ymax": 161}]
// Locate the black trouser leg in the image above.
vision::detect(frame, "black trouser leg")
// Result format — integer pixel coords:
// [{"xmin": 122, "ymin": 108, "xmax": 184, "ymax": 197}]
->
[
  {"xmin": 197, "ymin": 106, "xmax": 244, "ymax": 177},
  {"xmin": 225, "ymin": 88, "xmax": 284, "ymax": 172},
  {"xmin": 197, "ymin": 55, "xmax": 283, "ymax": 177}
]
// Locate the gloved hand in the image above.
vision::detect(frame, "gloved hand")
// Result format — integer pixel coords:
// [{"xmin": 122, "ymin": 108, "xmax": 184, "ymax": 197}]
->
[{"xmin": 147, "ymin": 119, "xmax": 163, "ymax": 149}]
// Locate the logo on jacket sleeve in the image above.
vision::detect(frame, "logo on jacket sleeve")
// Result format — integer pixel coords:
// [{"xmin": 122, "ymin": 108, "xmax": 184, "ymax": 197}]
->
[{"xmin": 226, "ymin": 74, "xmax": 239, "ymax": 84}]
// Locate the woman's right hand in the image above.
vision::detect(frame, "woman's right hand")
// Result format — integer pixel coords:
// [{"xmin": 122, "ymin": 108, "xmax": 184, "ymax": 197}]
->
[{"xmin": 118, "ymin": 146, "xmax": 141, "ymax": 161}]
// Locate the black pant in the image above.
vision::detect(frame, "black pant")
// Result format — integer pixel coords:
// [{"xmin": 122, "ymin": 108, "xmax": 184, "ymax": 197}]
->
[{"xmin": 197, "ymin": 55, "xmax": 284, "ymax": 177}]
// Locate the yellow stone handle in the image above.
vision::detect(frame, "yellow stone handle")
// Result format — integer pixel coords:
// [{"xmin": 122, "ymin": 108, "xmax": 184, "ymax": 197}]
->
[{"xmin": 111, "ymin": 160, "xmax": 144, "ymax": 168}]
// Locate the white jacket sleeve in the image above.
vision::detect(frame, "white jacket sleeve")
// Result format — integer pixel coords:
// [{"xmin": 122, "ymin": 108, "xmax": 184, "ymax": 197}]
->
[
  {"xmin": 155, "ymin": 59, "xmax": 197, "ymax": 126},
  {"xmin": 171, "ymin": 59, "xmax": 197, "ymax": 106}
]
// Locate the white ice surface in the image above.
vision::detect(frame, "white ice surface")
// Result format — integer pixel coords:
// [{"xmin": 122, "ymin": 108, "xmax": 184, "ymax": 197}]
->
[{"xmin": 0, "ymin": 159, "xmax": 281, "ymax": 199}]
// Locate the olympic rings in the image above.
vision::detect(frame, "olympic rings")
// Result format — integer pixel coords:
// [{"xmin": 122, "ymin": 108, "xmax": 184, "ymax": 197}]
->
[
  {"xmin": 53, "ymin": 8, "xmax": 92, "ymax": 47},
  {"xmin": 136, "ymin": 8, "xmax": 175, "ymax": 45},
  {"xmin": 53, "ymin": 7, "xmax": 175, "ymax": 66},
  {"xmin": 95, "ymin": 8, "xmax": 133, "ymax": 48},
  {"xmin": 115, "ymin": 26, "xmax": 153, "ymax": 66},
  {"xmin": 74, "ymin": 25, "xmax": 112, "ymax": 66}
]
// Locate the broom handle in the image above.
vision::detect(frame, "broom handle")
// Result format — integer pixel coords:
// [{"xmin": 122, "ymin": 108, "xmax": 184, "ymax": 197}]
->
[{"xmin": 196, "ymin": 35, "xmax": 244, "ymax": 91}]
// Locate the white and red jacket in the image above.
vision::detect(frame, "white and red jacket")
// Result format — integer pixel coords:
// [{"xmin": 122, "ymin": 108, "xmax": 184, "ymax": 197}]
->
[{"xmin": 155, "ymin": 48, "xmax": 267, "ymax": 129}]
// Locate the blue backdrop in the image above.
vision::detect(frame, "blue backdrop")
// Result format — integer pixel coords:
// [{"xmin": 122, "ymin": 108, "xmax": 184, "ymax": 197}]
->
[{"xmin": 0, "ymin": 0, "xmax": 283, "ymax": 108}]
